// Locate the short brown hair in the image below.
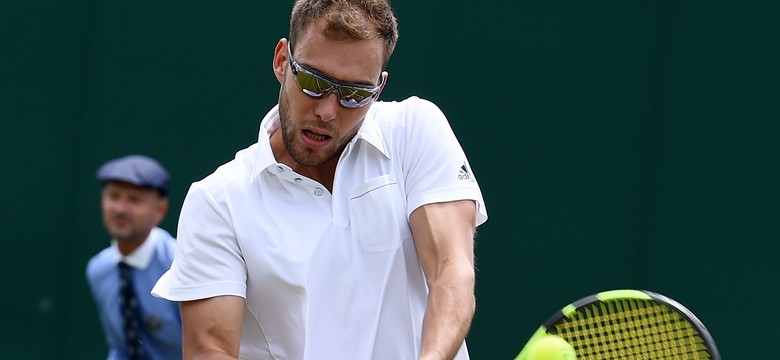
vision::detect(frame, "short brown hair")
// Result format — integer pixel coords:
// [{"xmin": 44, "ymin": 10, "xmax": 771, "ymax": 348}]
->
[{"xmin": 289, "ymin": 0, "xmax": 399, "ymax": 68}]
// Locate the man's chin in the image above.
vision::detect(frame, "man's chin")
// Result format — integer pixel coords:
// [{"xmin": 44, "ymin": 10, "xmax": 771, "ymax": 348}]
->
[{"xmin": 108, "ymin": 230, "xmax": 134, "ymax": 242}]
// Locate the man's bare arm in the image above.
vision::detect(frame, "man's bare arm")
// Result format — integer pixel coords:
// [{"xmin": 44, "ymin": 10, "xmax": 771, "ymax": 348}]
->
[
  {"xmin": 410, "ymin": 200, "xmax": 477, "ymax": 360},
  {"xmin": 181, "ymin": 295, "xmax": 245, "ymax": 360}
]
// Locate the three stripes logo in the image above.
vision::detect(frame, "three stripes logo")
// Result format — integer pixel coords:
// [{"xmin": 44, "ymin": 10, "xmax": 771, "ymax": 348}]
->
[{"xmin": 458, "ymin": 163, "xmax": 472, "ymax": 181}]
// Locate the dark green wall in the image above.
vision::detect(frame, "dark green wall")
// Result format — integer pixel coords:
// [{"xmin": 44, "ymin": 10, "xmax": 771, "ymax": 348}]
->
[{"xmin": 2, "ymin": 1, "xmax": 778, "ymax": 358}]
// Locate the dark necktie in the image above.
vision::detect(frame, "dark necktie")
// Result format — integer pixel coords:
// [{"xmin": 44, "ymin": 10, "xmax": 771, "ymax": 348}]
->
[{"xmin": 119, "ymin": 262, "xmax": 144, "ymax": 360}]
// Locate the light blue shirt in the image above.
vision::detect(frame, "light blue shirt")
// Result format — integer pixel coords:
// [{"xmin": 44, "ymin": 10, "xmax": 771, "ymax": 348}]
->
[{"xmin": 87, "ymin": 227, "xmax": 182, "ymax": 360}]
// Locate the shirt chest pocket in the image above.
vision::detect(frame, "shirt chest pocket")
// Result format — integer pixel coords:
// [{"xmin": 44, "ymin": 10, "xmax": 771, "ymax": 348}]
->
[{"xmin": 348, "ymin": 174, "xmax": 409, "ymax": 252}]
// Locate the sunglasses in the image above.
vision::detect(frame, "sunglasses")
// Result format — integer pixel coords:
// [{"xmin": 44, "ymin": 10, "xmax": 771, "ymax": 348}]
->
[{"xmin": 287, "ymin": 43, "xmax": 383, "ymax": 109}]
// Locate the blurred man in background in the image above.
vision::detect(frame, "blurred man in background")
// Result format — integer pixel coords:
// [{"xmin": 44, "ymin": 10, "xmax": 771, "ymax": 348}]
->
[{"xmin": 86, "ymin": 154, "xmax": 182, "ymax": 360}]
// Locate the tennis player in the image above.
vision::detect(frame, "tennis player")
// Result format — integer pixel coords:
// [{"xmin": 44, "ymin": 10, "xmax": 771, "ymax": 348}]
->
[{"xmin": 152, "ymin": 1, "xmax": 487, "ymax": 359}]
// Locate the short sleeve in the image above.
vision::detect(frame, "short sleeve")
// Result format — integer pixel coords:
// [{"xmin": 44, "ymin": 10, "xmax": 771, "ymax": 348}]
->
[
  {"xmin": 398, "ymin": 98, "xmax": 488, "ymax": 226},
  {"xmin": 152, "ymin": 181, "xmax": 247, "ymax": 301}
]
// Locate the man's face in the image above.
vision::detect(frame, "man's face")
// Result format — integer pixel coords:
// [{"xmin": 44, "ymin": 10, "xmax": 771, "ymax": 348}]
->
[
  {"xmin": 101, "ymin": 180, "xmax": 167, "ymax": 243},
  {"xmin": 274, "ymin": 22, "xmax": 387, "ymax": 168}
]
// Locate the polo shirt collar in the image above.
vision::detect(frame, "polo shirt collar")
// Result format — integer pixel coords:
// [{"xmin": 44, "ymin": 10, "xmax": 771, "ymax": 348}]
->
[
  {"xmin": 254, "ymin": 104, "xmax": 390, "ymax": 176},
  {"xmin": 353, "ymin": 110, "xmax": 390, "ymax": 159},
  {"xmin": 254, "ymin": 105, "xmax": 282, "ymax": 177}
]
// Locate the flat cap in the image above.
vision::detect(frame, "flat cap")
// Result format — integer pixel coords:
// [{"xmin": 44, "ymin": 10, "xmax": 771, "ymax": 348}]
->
[{"xmin": 96, "ymin": 154, "xmax": 170, "ymax": 196}]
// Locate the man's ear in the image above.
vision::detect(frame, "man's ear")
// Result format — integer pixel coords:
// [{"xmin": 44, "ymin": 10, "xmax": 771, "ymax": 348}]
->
[
  {"xmin": 155, "ymin": 197, "xmax": 169, "ymax": 225},
  {"xmin": 272, "ymin": 38, "xmax": 289, "ymax": 84}
]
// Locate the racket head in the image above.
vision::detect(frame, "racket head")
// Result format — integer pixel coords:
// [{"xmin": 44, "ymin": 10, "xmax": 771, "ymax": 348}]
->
[{"xmin": 515, "ymin": 289, "xmax": 720, "ymax": 360}]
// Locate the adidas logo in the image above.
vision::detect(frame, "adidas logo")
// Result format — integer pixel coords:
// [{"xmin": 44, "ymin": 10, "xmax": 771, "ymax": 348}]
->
[{"xmin": 458, "ymin": 163, "xmax": 472, "ymax": 181}]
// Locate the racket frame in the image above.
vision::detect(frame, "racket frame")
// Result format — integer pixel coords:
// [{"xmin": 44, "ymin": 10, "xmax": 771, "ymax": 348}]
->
[{"xmin": 514, "ymin": 289, "xmax": 721, "ymax": 360}]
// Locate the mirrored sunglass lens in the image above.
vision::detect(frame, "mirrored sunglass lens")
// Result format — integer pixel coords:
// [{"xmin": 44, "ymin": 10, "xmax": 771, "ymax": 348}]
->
[
  {"xmin": 339, "ymin": 87, "xmax": 374, "ymax": 101},
  {"xmin": 338, "ymin": 87, "xmax": 375, "ymax": 108},
  {"xmin": 296, "ymin": 71, "xmax": 332, "ymax": 97},
  {"xmin": 340, "ymin": 97, "xmax": 375, "ymax": 108}
]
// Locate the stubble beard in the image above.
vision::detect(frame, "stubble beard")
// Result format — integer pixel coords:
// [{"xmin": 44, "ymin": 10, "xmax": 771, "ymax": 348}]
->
[{"xmin": 278, "ymin": 86, "xmax": 357, "ymax": 167}]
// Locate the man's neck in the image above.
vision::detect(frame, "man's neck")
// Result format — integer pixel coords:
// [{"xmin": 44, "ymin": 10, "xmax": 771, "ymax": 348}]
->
[
  {"xmin": 269, "ymin": 128, "xmax": 339, "ymax": 192},
  {"xmin": 116, "ymin": 235, "xmax": 147, "ymax": 256}
]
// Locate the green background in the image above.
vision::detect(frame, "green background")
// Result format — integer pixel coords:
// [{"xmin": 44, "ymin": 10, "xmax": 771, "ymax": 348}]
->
[{"xmin": 2, "ymin": 0, "xmax": 778, "ymax": 358}]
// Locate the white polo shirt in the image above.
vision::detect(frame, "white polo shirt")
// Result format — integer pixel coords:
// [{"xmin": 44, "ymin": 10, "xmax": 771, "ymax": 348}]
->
[{"xmin": 153, "ymin": 96, "xmax": 487, "ymax": 360}]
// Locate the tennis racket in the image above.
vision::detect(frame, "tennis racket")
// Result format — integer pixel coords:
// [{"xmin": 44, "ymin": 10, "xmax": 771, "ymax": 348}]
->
[{"xmin": 514, "ymin": 289, "xmax": 720, "ymax": 360}]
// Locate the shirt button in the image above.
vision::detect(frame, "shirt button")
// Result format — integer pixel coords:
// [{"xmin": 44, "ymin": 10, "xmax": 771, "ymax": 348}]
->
[
  {"xmin": 314, "ymin": 188, "xmax": 323, "ymax": 196},
  {"xmin": 294, "ymin": 178, "xmax": 302, "ymax": 183},
  {"xmin": 276, "ymin": 166, "xmax": 284, "ymax": 173}
]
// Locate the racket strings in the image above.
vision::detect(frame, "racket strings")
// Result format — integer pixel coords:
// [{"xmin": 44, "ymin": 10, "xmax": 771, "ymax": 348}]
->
[{"xmin": 552, "ymin": 299, "xmax": 711, "ymax": 359}]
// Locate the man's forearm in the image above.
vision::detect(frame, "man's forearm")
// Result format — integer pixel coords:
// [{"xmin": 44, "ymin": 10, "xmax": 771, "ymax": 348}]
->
[{"xmin": 418, "ymin": 263, "xmax": 476, "ymax": 360}]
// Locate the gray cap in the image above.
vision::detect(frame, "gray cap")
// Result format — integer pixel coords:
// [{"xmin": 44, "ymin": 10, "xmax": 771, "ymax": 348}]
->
[{"xmin": 96, "ymin": 155, "xmax": 170, "ymax": 196}]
